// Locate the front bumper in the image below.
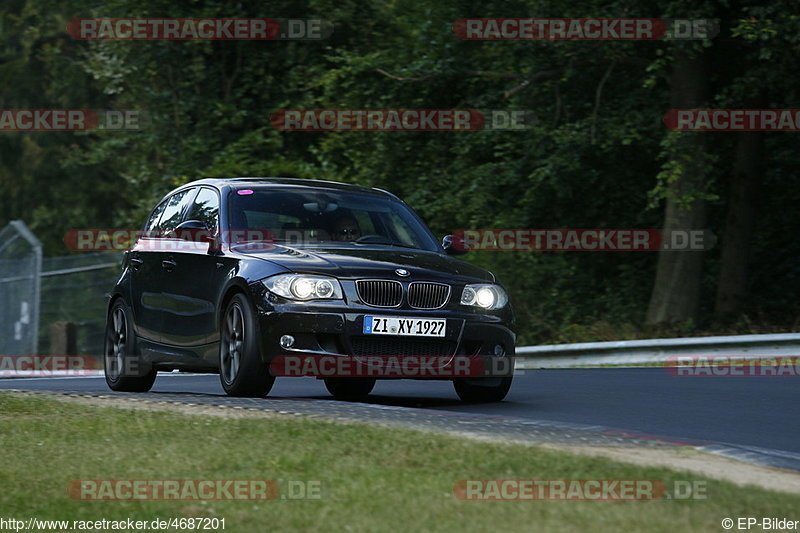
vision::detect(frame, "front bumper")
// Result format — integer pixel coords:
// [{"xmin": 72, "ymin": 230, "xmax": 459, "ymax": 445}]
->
[{"xmin": 253, "ymin": 297, "xmax": 515, "ymax": 380}]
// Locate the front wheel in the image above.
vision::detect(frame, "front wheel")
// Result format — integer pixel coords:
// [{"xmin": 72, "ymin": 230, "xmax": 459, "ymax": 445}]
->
[
  {"xmin": 219, "ymin": 293, "xmax": 275, "ymax": 397},
  {"xmin": 324, "ymin": 378, "xmax": 376, "ymax": 401},
  {"xmin": 453, "ymin": 376, "xmax": 513, "ymax": 403},
  {"xmin": 104, "ymin": 299, "xmax": 156, "ymax": 392}
]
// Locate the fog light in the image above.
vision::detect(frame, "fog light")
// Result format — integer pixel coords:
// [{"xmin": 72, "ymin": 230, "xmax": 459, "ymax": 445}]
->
[
  {"xmin": 280, "ymin": 335, "xmax": 295, "ymax": 349},
  {"xmin": 493, "ymin": 344, "xmax": 505, "ymax": 356}
]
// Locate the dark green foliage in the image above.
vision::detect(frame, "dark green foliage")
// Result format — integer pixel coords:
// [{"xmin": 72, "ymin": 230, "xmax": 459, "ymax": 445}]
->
[{"xmin": 1, "ymin": 0, "xmax": 797, "ymax": 342}]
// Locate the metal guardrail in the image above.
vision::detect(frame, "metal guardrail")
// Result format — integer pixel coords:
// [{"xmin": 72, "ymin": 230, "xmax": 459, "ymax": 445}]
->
[{"xmin": 515, "ymin": 333, "xmax": 800, "ymax": 369}]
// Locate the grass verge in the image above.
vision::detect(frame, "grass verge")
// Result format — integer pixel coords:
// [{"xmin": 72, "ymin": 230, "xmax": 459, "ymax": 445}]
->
[{"xmin": 0, "ymin": 392, "xmax": 796, "ymax": 532}]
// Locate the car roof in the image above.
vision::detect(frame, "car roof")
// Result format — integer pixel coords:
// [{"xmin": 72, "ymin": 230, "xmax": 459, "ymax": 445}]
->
[{"xmin": 172, "ymin": 177, "xmax": 397, "ymax": 199}]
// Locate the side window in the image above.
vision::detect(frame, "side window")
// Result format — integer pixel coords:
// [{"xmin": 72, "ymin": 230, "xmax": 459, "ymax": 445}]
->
[
  {"xmin": 186, "ymin": 188, "xmax": 220, "ymax": 232},
  {"xmin": 143, "ymin": 201, "xmax": 167, "ymax": 237},
  {"xmin": 157, "ymin": 189, "xmax": 195, "ymax": 233}
]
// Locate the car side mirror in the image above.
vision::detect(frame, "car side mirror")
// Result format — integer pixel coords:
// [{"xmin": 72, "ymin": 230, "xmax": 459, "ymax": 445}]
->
[
  {"xmin": 442, "ymin": 234, "xmax": 468, "ymax": 255},
  {"xmin": 175, "ymin": 220, "xmax": 219, "ymax": 251}
]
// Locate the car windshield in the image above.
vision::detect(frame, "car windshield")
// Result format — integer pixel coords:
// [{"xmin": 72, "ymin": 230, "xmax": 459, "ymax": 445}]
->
[{"xmin": 227, "ymin": 186, "xmax": 440, "ymax": 252}]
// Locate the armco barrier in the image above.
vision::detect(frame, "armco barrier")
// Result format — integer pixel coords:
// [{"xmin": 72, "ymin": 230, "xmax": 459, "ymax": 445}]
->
[{"xmin": 515, "ymin": 333, "xmax": 800, "ymax": 369}]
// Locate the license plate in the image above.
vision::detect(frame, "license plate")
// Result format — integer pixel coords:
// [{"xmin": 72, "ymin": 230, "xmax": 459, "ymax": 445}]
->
[{"xmin": 363, "ymin": 316, "xmax": 446, "ymax": 337}]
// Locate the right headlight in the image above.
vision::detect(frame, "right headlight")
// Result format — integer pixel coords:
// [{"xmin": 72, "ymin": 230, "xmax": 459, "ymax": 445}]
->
[
  {"xmin": 460, "ymin": 284, "xmax": 508, "ymax": 310},
  {"xmin": 263, "ymin": 274, "xmax": 343, "ymax": 301}
]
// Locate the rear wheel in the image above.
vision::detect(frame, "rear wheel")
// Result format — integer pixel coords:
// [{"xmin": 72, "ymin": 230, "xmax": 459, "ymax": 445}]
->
[
  {"xmin": 324, "ymin": 378, "xmax": 376, "ymax": 401},
  {"xmin": 453, "ymin": 376, "xmax": 513, "ymax": 403},
  {"xmin": 219, "ymin": 293, "xmax": 275, "ymax": 397},
  {"xmin": 104, "ymin": 299, "xmax": 156, "ymax": 392}
]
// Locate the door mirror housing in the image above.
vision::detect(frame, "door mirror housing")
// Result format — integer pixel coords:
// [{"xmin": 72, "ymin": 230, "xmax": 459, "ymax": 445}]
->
[
  {"xmin": 442, "ymin": 234, "xmax": 468, "ymax": 255},
  {"xmin": 174, "ymin": 220, "xmax": 219, "ymax": 252}
]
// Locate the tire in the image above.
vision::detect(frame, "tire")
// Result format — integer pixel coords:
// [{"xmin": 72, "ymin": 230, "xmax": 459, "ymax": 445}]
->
[
  {"xmin": 324, "ymin": 378, "xmax": 376, "ymax": 401},
  {"xmin": 453, "ymin": 376, "xmax": 513, "ymax": 403},
  {"xmin": 104, "ymin": 299, "xmax": 157, "ymax": 392},
  {"xmin": 219, "ymin": 293, "xmax": 275, "ymax": 397}
]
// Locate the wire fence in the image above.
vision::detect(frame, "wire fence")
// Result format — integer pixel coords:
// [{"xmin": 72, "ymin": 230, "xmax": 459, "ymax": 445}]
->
[
  {"xmin": 0, "ymin": 221, "xmax": 41, "ymax": 356},
  {"xmin": 0, "ymin": 220, "xmax": 122, "ymax": 357},
  {"xmin": 39, "ymin": 252, "xmax": 122, "ymax": 356}
]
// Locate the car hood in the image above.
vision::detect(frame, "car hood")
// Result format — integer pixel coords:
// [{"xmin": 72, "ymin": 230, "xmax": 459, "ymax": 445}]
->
[{"xmin": 234, "ymin": 245, "xmax": 495, "ymax": 283}]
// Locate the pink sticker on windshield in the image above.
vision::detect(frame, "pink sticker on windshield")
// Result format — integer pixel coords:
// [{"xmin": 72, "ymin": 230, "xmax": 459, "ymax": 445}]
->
[{"xmin": 237, "ymin": 189, "xmax": 254, "ymax": 195}]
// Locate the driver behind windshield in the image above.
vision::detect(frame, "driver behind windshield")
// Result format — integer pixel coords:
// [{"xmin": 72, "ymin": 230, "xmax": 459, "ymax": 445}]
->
[{"xmin": 332, "ymin": 215, "xmax": 361, "ymax": 242}]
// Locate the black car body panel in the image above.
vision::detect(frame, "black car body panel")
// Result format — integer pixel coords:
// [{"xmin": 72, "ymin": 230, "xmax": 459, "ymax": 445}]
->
[{"xmin": 108, "ymin": 177, "xmax": 515, "ymax": 379}]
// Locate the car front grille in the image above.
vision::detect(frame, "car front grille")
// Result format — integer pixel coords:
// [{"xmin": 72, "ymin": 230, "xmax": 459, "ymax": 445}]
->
[
  {"xmin": 407, "ymin": 282, "xmax": 450, "ymax": 309},
  {"xmin": 356, "ymin": 279, "xmax": 452, "ymax": 308},
  {"xmin": 350, "ymin": 336, "xmax": 457, "ymax": 357},
  {"xmin": 356, "ymin": 280, "xmax": 403, "ymax": 307}
]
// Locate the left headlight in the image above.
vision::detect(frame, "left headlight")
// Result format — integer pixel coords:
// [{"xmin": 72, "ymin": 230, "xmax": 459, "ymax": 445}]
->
[
  {"xmin": 460, "ymin": 284, "xmax": 508, "ymax": 310},
  {"xmin": 263, "ymin": 274, "xmax": 343, "ymax": 301}
]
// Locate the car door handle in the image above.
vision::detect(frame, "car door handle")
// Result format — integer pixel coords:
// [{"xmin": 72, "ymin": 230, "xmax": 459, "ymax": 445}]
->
[
  {"xmin": 161, "ymin": 259, "xmax": 177, "ymax": 271},
  {"xmin": 130, "ymin": 258, "xmax": 143, "ymax": 270}
]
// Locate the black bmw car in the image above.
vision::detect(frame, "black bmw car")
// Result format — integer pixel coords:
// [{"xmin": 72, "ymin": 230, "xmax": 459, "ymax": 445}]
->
[{"xmin": 104, "ymin": 178, "xmax": 515, "ymax": 402}]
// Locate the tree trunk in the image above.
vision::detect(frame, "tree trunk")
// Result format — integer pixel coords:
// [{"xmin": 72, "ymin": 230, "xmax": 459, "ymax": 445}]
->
[
  {"xmin": 646, "ymin": 50, "xmax": 711, "ymax": 326},
  {"xmin": 715, "ymin": 132, "xmax": 762, "ymax": 314}
]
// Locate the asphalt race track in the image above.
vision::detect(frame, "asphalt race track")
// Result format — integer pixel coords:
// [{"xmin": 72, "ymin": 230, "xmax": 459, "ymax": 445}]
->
[{"xmin": 2, "ymin": 368, "xmax": 798, "ymax": 470}]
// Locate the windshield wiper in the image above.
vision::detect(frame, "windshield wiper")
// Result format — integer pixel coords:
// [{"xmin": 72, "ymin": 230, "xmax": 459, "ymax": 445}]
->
[
  {"xmin": 353, "ymin": 238, "xmax": 421, "ymax": 250},
  {"xmin": 383, "ymin": 241, "xmax": 421, "ymax": 250}
]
